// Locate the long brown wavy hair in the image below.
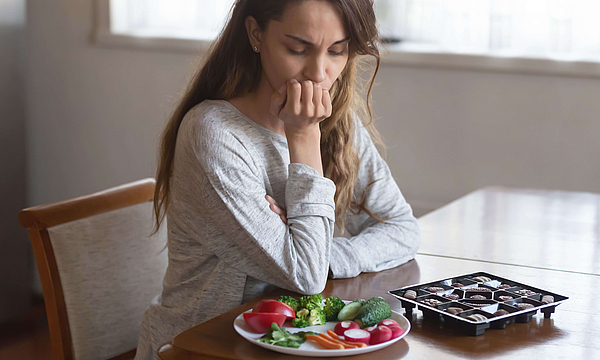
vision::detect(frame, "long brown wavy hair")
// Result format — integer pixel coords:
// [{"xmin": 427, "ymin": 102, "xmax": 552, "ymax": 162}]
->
[{"xmin": 153, "ymin": 0, "xmax": 385, "ymax": 234}]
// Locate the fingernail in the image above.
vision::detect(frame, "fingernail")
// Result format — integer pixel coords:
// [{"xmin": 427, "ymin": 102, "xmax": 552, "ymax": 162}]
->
[
  {"xmin": 278, "ymin": 84, "xmax": 286, "ymax": 94},
  {"xmin": 290, "ymin": 79, "xmax": 298, "ymax": 84}
]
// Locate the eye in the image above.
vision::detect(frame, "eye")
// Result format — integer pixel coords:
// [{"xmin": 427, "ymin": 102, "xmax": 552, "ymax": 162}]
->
[
  {"xmin": 288, "ymin": 48, "xmax": 306, "ymax": 55},
  {"xmin": 329, "ymin": 50, "xmax": 345, "ymax": 56}
]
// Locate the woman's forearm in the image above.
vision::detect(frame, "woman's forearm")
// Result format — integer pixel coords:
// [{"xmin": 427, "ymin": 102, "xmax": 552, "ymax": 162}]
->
[{"xmin": 286, "ymin": 125, "xmax": 324, "ymax": 176}]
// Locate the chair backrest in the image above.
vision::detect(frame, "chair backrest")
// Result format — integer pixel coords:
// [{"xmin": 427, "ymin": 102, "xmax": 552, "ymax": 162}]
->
[{"xmin": 18, "ymin": 178, "xmax": 168, "ymax": 360}]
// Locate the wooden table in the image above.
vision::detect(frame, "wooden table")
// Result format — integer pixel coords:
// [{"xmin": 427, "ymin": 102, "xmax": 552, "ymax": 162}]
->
[
  {"xmin": 158, "ymin": 188, "xmax": 600, "ymax": 359},
  {"xmin": 418, "ymin": 187, "xmax": 600, "ymax": 275}
]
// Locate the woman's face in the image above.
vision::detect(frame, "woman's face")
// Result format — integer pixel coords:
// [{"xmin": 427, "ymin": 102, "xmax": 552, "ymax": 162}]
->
[{"xmin": 253, "ymin": 0, "xmax": 350, "ymax": 92}]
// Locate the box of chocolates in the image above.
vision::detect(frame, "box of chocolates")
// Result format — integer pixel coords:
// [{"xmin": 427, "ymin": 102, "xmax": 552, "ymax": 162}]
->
[{"xmin": 388, "ymin": 272, "xmax": 568, "ymax": 336}]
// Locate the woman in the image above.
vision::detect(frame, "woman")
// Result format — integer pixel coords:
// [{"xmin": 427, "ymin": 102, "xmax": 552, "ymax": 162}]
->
[{"xmin": 135, "ymin": 0, "xmax": 420, "ymax": 358}]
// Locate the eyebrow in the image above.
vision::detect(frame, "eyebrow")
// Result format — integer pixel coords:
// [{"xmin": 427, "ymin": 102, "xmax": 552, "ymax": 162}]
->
[{"xmin": 285, "ymin": 34, "xmax": 350, "ymax": 46}]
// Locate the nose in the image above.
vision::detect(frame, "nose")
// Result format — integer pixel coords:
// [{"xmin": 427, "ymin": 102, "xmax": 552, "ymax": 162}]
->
[{"xmin": 303, "ymin": 53, "xmax": 327, "ymax": 85}]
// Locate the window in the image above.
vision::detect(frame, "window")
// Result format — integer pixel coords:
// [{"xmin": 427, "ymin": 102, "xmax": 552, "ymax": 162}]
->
[
  {"xmin": 377, "ymin": 0, "xmax": 600, "ymax": 61},
  {"xmin": 96, "ymin": 0, "xmax": 600, "ymax": 77},
  {"xmin": 109, "ymin": 0, "xmax": 234, "ymax": 41}
]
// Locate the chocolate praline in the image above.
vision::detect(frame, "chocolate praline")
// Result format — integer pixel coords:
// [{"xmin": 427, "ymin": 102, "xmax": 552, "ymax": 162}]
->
[
  {"xmin": 421, "ymin": 299, "xmax": 443, "ymax": 307},
  {"xmin": 466, "ymin": 314, "xmax": 488, "ymax": 322},
  {"xmin": 404, "ymin": 290, "xmax": 417, "ymax": 300},
  {"xmin": 515, "ymin": 303, "xmax": 535, "ymax": 310},
  {"xmin": 515, "ymin": 289, "xmax": 537, "ymax": 296},
  {"xmin": 444, "ymin": 294, "xmax": 460, "ymax": 300},
  {"xmin": 466, "ymin": 287, "xmax": 492, "ymax": 292},
  {"xmin": 447, "ymin": 307, "xmax": 463, "ymax": 315},
  {"xmin": 494, "ymin": 309, "xmax": 509, "ymax": 316},
  {"xmin": 470, "ymin": 295, "xmax": 487, "ymax": 300},
  {"xmin": 426, "ymin": 286, "xmax": 445, "ymax": 293},
  {"xmin": 463, "ymin": 302, "xmax": 488, "ymax": 307},
  {"xmin": 451, "ymin": 283, "xmax": 464, "ymax": 288},
  {"xmin": 541, "ymin": 295, "xmax": 554, "ymax": 304}
]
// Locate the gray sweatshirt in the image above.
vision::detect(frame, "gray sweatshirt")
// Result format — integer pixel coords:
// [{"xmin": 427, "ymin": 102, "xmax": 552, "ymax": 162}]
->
[{"xmin": 135, "ymin": 99, "xmax": 420, "ymax": 360}]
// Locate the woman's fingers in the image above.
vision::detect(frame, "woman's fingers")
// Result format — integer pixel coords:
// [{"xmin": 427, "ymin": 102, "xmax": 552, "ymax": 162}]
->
[
  {"xmin": 275, "ymin": 79, "xmax": 332, "ymax": 128},
  {"xmin": 284, "ymin": 79, "xmax": 302, "ymax": 115},
  {"xmin": 270, "ymin": 204, "xmax": 288, "ymax": 224},
  {"xmin": 312, "ymin": 82, "xmax": 323, "ymax": 118},
  {"xmin": 269, "ymin": 83, "xmax": 287, "ymax": 117},
  {"xmin": 265, "ymin": 195, "xmax": 287, "ymax": 224},
  {"xmin": 269, "ymin": 203, "xmax": 284, "ymax": 216},
  {"xmin": 301, "ymin": 81, "xmax": 314, "ymax": 117},
  {"xmin": 322, "ymin": 88, "xmax": 332, "ymax": 118}
]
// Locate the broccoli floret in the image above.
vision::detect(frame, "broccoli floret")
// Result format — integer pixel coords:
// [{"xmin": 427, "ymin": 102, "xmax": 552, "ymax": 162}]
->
[
  {"xmin": 278, "ymin": 295, "xmax": 300, "ymax": 312},
  {"xmin": 305, "ymin": 302, "xmax": 319, "ymax": 311},
  {"xmin": 299, "ymin": 294, "xmax": 323, "ymax": 310},
  {"xmin": 292, "ymin": 318, "xmax": 309, "ymax": 328},
  {"xmin": 292, "ymin": 308, "xmax": 310, "ymax": 328},
  {"xmin": 323, "ymin": 296, "xmax": 345, "ymax": 321},
  {"xmin": 307, "ymin": 308, "xmax": 326, "ymax": 326},
  {"xmin": 296, "ymin": 308, "xmax": 309, "ymax": 320}
]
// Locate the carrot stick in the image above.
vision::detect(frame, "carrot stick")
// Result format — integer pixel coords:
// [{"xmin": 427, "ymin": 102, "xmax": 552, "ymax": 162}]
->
[
  {"xmin": 320, "ymin": 333, "xmax": 361, "ymax": 348},
  {"xmin": 327, "ymin": 330, "xmax": 368, "ymax": 348},
  {"xmin": 306, "ymin": 334, "xmax": 344, "ymax": 349}
]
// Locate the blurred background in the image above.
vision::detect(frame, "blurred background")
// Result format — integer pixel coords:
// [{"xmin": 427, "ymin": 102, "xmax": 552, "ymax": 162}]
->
[{"xmin": 1, "ymin": 0, "xmax": 599, "ymax": 355}]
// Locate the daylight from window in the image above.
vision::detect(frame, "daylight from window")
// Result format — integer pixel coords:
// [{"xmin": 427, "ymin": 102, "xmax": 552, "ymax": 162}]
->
[
  {"xmin": 110, "ymin": 0, "xmax": 235, "ymax": 40},
  {"xmin": 110, "ymin": 0, "xmax": 600, "ymax": 61}
]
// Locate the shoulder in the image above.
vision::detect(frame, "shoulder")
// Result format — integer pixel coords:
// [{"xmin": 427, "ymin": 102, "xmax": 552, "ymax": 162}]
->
[
  {"xmin": 182, "ymin": 100, "xmax": 243, "ymax": 139},
  {"xmin": 178, "ymin": 100, "xmax": 256, "ymax": 169},
  {"xmin": 180, "ymin": 99, "xmax": 258, "ymax": 148}
]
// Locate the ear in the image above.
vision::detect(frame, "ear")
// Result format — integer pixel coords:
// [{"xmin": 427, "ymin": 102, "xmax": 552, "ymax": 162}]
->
[{"xmin": 245, "ymin": 16, "xmax": 263, "ymax": 51}]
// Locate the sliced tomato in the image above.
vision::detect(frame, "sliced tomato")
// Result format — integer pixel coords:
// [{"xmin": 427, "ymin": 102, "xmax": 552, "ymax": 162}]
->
[
  {"xmin": 252, "ymin": 299, "xmax": 295, "ymax": 319},
  {"xmin": 243, "ymin": 312, "xmax": 287, "ymax": 333}
]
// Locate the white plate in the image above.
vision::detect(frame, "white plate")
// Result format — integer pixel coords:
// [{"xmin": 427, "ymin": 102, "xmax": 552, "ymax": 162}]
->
[{"xmin": 233, "ymin": 307, "xmax": 410, "ymax": 357}]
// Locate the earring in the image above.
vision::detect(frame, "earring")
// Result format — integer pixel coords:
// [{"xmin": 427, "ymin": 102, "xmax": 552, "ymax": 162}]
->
[{"xmin": 253, "ymin": 46, "xmax": 259, "ymax": 52}]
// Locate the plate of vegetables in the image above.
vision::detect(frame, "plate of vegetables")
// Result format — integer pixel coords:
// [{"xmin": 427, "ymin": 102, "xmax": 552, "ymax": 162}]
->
[{"xmin": 233, "ymin": 294, "xmax": 410, "ymax": 357}]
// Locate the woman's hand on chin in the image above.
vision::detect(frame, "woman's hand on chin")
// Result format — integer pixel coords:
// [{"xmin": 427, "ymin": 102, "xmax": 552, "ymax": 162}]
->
[
  {"xmin": 270, "ymin": 79, "xmax": 332, "ymax": 137},
  {"xmin": 270, "ymin": 79, "xmax": 328, "ymax": 176}
]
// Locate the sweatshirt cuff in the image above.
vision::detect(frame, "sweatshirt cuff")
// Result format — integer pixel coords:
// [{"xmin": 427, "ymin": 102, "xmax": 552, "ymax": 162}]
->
[{"xmin": 285, "ymin": 163, "xmax": 336, "ymax": 221}]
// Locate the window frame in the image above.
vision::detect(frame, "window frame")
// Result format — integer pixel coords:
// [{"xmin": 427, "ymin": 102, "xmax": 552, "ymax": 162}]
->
[{"xmin": 94, "ymin": 0, "xmax": 600, "ymax": 79}]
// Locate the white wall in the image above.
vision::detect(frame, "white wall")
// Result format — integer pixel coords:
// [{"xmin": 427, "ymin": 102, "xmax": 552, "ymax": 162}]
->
[
  {"xmin": 372, "ymin": 66, "xmax": 600, "ymax": 215},
  {"xmin": 0, "ymin": 0, "xmax": 29, "ymax": 322},
  {"xmin": 25, "ymin": 1, "xmax": 600, "ymax": 222},
  {"xmin": 26, "ymin": 1, "xmax": 194, "ymax": 207}
]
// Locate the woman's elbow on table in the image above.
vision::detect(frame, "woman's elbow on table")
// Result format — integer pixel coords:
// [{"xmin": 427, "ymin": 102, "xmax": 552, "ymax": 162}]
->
[
  {"xmin": 384, "ymin": 216, "xmax": 421, "ymax": 262},
  {"xmin": 402, "ymin": 220, "xmax": 421, "ymax": 260},
  {"xmin": 292, "ymin": 270, "xmax": 328, "ymax": 296}
]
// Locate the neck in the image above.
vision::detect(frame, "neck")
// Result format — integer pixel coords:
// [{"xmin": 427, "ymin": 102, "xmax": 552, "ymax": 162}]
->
[{"xmin": 231, "ymin": 74, "xmax": 286, "ymax": 136}]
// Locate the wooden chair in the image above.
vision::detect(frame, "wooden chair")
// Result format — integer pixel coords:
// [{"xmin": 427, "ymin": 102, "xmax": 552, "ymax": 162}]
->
[{"xmin": 18, "ymin": 178, "xmax": 168, "ymax": 360}]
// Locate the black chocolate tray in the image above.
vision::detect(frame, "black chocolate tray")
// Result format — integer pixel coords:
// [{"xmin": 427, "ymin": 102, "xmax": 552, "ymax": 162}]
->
[{"xmin": 388, "ymin": 272, "xmax": 569, "ymax": 336}]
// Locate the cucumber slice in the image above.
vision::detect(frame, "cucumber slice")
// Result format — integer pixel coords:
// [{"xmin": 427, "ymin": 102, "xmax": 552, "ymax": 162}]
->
[{"xmin": 337, "ymin": 300, "xmax": 364, "ymax": 321}]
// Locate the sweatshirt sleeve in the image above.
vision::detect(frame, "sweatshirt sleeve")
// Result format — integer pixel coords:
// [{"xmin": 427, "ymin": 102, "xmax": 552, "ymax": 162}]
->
[
  {"xmin": 193, "ymin": 121, "xmax": 336, "ymax": 295},
  {"xmin": 328, "ymin": 121, "xmax": 421, "ymax": 279}
]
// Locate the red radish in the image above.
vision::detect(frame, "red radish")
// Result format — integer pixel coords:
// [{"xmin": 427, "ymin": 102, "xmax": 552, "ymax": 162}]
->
[
  {"xmin": 334, "ymin": 321, "xmax": 359, "ymax": 336},
  {"xmin": 369, "ymin": 325, "xmax": 392, "ymax": 345},
  {"xmin": 378, "ymin": 319, "xmax": 399, "ymax": 328},
  {"xmin": 377, "ymin": 319, "xmax": 404, "ymax": 339},
  {"xmin": 343, "ymin": 329, "xmax": 371, "ymax": 344},
  {"xmin": 387, "ymin": 325, "xmax": 404, "ymax": 339},
  {"xmin": 365, "ymin": 326, "xmax": 376, "ymax": 334}
]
